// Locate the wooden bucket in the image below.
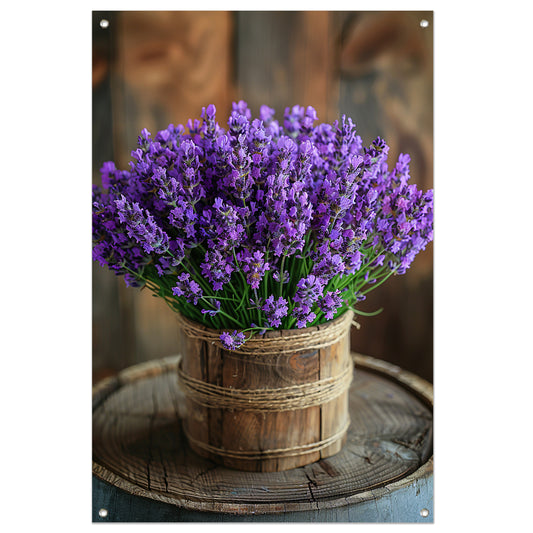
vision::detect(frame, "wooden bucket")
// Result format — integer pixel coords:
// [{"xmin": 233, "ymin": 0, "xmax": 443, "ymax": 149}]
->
[{"xmin": 177, "ymin": 310, "xmax": 354, "ymax": 472}]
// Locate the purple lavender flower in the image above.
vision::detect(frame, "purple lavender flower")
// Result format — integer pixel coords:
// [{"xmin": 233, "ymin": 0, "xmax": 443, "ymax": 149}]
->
[
  {"xmin": 172, "ymin": 272, "xmax": 203, "ymax": 305},
  {"xmin": 155, "ymin": 256, "xmax": 175, "ymax": 277},
  {"xmin": 115, "ymin": 195, "xmax": 169, "ymax": 255},
  {"xmin": 100, "ymin": 161, "xmax": 117, "ymax": 189},
  {"xmin": 123, "ymin": 273, "xmax": 144, "ymax": 288},
  {"xmin": 176, "ymin": 139, "xmax": 205, "ymax": 200},
  {"xmin": 200, "ymin": 249, "xmax": 234, "ymax": 291},
  {"xmin": 261, "ymin": 296, "xmax": 289, "ymax": 328},
  {"xmin": 228, "ymin": 110, "xmax": 250, "ymax": 140},
  {"xmin": 230, "ymin": 148, "xmax": 254, "ymax": 200},
  {"xmin": 93, "ymin": 101, "xmax": 434, "ymax": 340},
  {"xmin": 219, "ymin": 330, "xmax": 246, "ymax": 350},
  {"xmin": 293, "ymin": 302, "xmax": 317, "ymax": 329},
  {"xmin": 232, "ymin": 100, "xmax": 252, "ymax": 120},
  {"xmin": 169, "ymin": 196, "xmax": 198, "ymax": 243},
  {"xmin": 152, "ymin": 166, "xmax": 179, "ymax": 205},
  {"xmin": 254, "ymin": 160, "xmax": 313, "ymax": 258},
  {"xmin": 155, "ymin": 244, "xmax": 184, "ymax": 276},
  {"xmin": 260, "ymin": 105, "xmax": 281, "ymax": 139},
  {"xmin": 369, "ymin": 254, "xmax": 386, "ymax": 268},
  {"xmin": 205, "ymin": 197, "xmax": 245, "ymax": 251},
  {"xmin": 293, "ymin": 275, "xmax": 325, "ymax": 303},
  {"xmin": 311, "ymin": 244, "xmax": 345, "ymax": 280},
  {"xmin": 201, "ymin": 298, "xmax": 221, "ymax": 316},
  {"xmin": 238, "ymin": 249, "xmax": 270, "ymax": 289},
  {"xmin": 292, "ymin": 275, "xmax": 325, "ymax": 328},
  {"xmin": 259, "ymin": 104, "xmax": 275, "ymax": 123},
  {"xmin": 272, "ymin": 269, "xmax": 290, "ymax": 284},
  {"xmin": 92, "ymin": 191, "xmax": 149, "ymax": 282},
  {"xmin": 201, "ymin": 103, "xmax": 217, "ymax": 124},
  {"xmin": 318, "ymin": 290, "xmax": 346, "ymax": 320},
  {"xmin": 284, "ymin": 105, "xmax": 318, "ymax": 140}
]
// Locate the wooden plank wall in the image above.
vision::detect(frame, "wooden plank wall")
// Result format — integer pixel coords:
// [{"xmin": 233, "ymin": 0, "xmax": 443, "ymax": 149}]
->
[{"xmin": 92, "ymin": 11, "xmax": 433, "ymax": 383}]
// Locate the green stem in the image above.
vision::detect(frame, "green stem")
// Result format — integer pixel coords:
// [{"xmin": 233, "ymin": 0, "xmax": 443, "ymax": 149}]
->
[
  {"xmin": 199, "ymin": 296, "xmax": 243, "ymax": 327},
  {"xmin": 360, "ymin": 267, "xmax": 397, "ymax": 296},
  {"xmin": 350, "ymin": 306, "xmax": 384, "ymax": 317},
  {"xmin": 253, "ymin": 288, "xmax": 262, "ymax": 325},
  {"xmin": 278, "ymin": 253, "xmax": 287, "ymax": 298}
]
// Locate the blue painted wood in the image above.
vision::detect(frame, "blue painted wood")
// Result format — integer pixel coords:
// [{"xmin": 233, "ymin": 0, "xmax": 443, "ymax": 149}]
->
[{"xmin": 93, "ymin": 473, "xmax": 433, "ymax": 523}]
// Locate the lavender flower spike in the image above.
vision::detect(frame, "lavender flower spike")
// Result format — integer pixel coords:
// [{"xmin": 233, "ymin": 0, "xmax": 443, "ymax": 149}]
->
[
  {"xmin": 261, "ymin": 295, "xmax": 289, "ymax": 328},
  {"xmin": 219, "ymin": 330, "xmax": 246, "ymax": 350},
  {"xmin": 115, "ymin": 195, "xmax": 169, "ymax": 254},
  {"xmin": 172, "ymin": 272, "xmax": 203, "ymax": 305}
]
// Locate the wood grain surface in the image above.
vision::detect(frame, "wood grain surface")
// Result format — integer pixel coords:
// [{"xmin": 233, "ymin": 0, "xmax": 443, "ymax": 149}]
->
[
  {"xmin": 92, "ymin": 353, "xmax": 432, "ymax": 515},
  {"xmin": 179, "ymin": 315, "xmax": 351, "ymax": 471}
]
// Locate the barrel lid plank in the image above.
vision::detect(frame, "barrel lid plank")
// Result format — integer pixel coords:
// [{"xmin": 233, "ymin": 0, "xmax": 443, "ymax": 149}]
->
[{"xmin": 92, "ymin": 353, "xmax": 433, "ymax": 515}]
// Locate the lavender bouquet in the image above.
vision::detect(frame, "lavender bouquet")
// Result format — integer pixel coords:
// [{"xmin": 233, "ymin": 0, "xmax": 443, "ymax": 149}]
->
[{"xmin": 93, "ymin": 101, "xmax": 433, "ymax": 350}]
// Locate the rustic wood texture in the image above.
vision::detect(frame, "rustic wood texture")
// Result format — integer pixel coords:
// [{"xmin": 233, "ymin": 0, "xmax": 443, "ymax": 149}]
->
[
  {"xmin": 179, "ymin": 314, "xmax": 351, "ymax": 471},
  {"xmin": 235, "ymin": 11, "xmax": 338, "ymax": 123},
  {"xmin": 334, "ymin": 11, "xmax": 434, "ymax": 380},
  {"xmin": 93, "ymin": 469, "xmax": 433, "ymax": 521},
  {"xmin": 92, "ymin": 10, "xmax": 433, "ymax": 383},
  {"xmin": 93, "ymin": 353, "xmax": 433, "ymax": 515},
  {"xmin": 91, "ymin": 11, "xmax": 235, "ymax": 380}
]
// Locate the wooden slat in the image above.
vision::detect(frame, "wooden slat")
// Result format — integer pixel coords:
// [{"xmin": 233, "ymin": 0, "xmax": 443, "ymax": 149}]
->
[
  {"xmin": 291, "ymin": 11, "xmax": 338, "ymax": 123},
  {"xmin": 320, "ymin": 325, "xmax": 351, "ymax": 458}
]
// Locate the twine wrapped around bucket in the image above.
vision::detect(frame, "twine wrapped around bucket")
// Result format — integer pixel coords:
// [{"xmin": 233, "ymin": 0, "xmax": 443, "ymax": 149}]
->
[
  {"xmin": 175, "ymin": 308, "xmax": 356, "ymax": 355},
  {"xmin": 177, "ymin": 355, "xmax": 353, "ymax": 411},
  {"xmin": 178, "ymin": 310, "xmax": 354, "ymax": 472}
]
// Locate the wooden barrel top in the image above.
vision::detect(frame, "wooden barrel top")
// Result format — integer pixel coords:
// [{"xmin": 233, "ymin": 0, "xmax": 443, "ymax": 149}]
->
[{"xmin": 92, "ymin": 353, "xmax": 433, "ymax": 515}]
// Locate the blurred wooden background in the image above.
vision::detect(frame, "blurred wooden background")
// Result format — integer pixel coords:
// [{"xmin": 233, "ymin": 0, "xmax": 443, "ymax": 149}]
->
[{"xmin": 92, "ymin": 11, "xmax": 433, "ymax": 383}]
